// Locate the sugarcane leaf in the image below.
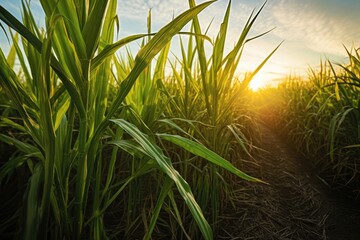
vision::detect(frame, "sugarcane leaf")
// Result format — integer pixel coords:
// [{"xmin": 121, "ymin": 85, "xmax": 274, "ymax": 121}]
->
[
  {"xmin": 111, "ymin": 118, "xmax": 213, "ymax": 240},
  {"xmin": 0, "ymin": 134, "xmax": 43, "ymax": 159},
  {"xmin": 144, "ymin": 179, "xmax": 173, "ymax": 240},
  {"xmin": 106, "ymin": 1, "xmax": 216, "ymax": 119},
  {"xmin": 158, "ymin": 133, "xmax": 266, "ymax": 183}
]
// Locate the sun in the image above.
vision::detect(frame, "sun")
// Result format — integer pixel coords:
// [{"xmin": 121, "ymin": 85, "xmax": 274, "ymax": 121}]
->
[
  {"xmin": 249, "ymin": 77, "xmax": 265, "ymax": 91},
  {"xmin": 249, "ymin": 72, "xmax": 272, "ymax": 91}
]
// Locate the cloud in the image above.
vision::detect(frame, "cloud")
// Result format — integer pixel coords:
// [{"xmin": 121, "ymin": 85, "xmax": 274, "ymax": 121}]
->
[
  {"xmin": 270, "ymin": 0, "xmax": 360, "ymax": 56},
  {"xmin": 117, "ymin": 0, "xmax": 257, "ymax": 36},
  {"xmin": 116, "ymin": 0, "xmax": 284, "ymax": 78},
  {"xmin": 118, "ymin": 0, "xmax": 189, "ymax": 24}
]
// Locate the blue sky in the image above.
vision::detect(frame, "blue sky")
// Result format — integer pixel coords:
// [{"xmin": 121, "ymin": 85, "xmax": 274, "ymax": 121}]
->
[{"xmin": 1, "ymin": 0, "xmax": 359, "ymax": 89}]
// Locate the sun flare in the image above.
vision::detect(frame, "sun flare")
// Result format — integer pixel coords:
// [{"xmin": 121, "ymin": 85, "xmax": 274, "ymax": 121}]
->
[{"xmin": 249, "ymin": 72, "xmax": 273, "ymax": 91}]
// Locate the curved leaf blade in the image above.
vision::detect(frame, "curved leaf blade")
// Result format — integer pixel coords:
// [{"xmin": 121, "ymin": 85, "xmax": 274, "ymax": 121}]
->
[
  {"xmin": 158, "ymin": 133, "xmax": 266, "ymax": 183},
  {"xmin": 110, "ymin": 118, "xmax": 213, "ymax": 240}
]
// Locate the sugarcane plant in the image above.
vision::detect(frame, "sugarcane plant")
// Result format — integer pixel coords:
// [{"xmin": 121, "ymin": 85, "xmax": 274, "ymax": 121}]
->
[{"xmin": 0, "ymin": 0, "xmax": 271, "ymax": 239}]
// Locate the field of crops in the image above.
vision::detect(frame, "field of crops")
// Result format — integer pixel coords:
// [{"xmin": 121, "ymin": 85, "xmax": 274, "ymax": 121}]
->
[
  {"xmin": 255, "ymin": 53, "xmax": 360, "ymax": 198},
  {"xmin": 0, "ymin": 0, "xmax": 359, "ymax": 239}
]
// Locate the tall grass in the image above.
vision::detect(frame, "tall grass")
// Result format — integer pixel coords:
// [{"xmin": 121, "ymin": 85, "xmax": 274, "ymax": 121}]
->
[
  {"xmin": 0, "ymin": 0, "xmax": 275, "ymax": 239},
  {"xmin": 156, "ymin": 0, "xmax": 279, "ymax": 231},
  {"xmin": 256, "ymin": 48, "xmax": 360, "ymax": 198}
]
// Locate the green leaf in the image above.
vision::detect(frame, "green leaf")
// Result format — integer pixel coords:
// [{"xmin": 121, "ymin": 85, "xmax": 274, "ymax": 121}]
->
[
  {"xmin": 110, "ymin": 118, "xmax": 213, "ymax": 240},
  {"xmin": 158, "ymin": 133, "xmax": 266, "ymax": 183},
  {"xmin": 56, "ymin": 0, "xmax": 87, "ymax": 59},
  {"xmin": 144, "ymin": 179, "xmax": 173, "ymax": 240},
  {"xmin": 106, "ymin": 0, "xmax": 216, "ymax": 119},
  {"xmin": 24, "ymin": 163, "xmax": 43, "ymax": 240},
  {"xmin": 108, "ymin": 139, "xmax": 149, "ymax": 158},
  {"xmin": 91, "ymin": 34, "xmax": 151, "ymax": 70},
  {"xmin": 0, "ymin": 156, "xmax": 27, "ymax": 184},
  {"xmin": 0, "ymin": 134, "xmax": 43, "ymax": 158},
  {"xmin": 0, "ymin": 6, "xmax": 86, "ymax": 119},
  {"xmin": 0, "ymin": 117, "xmax": 26, "ymax": 132},
  {"xmin": 6, "ymin": 32, "xmax": 18, "ymax": 68},
  {"xmin": 82, "ymin": 0, "xmax": 109, "ymax": 57}
]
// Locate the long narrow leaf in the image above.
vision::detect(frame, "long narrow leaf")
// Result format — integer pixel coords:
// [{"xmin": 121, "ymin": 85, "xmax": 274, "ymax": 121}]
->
[
  {"xmin": 158, "ymin": 133, "xmax": 266, "ymax": 183},
  {"xmin": 110, "ymin": 119, "xmax": 213, "ymax": 240}
]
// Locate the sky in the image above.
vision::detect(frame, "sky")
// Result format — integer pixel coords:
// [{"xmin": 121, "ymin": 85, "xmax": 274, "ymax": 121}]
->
[{"xmin": 1, "ymin": 0, "xmax": 360, "ymax": 90}]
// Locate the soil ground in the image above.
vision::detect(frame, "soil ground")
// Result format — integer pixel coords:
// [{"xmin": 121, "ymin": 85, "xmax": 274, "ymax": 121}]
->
[{"xmin": 218, "ymin": 123, "xmax": 360, "ymax": 239}]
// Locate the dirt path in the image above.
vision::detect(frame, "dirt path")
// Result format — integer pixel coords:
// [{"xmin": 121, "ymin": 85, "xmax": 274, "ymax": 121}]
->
[{"xmin": 218, "ymin": 123, "xmax": 360, "ymax": 239}]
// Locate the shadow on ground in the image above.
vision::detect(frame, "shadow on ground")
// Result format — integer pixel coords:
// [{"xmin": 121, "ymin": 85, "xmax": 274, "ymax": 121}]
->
[{"xmin": 218, "ymin": 123, "xmax": 360, "ymax": 240}]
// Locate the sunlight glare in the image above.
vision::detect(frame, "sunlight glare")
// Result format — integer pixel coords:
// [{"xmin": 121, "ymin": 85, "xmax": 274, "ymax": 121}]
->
[{"xmin": 249, "ymin": 72, "xmax": 272, "ymax": 91}]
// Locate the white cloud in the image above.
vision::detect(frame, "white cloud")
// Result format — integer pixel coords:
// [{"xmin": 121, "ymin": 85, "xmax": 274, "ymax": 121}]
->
[
  {"xmin": 118, "ymin": 0, "xmax": 188, "ymax": 23},
  {"xmin": 117, "ymin": 0, "xmax": 258, "ymax": 37},
  {"xmin": 3, "ymin": 0, "xmax": 356, "ymax": 82},
  {"xmin": 116, "ymin": 0, "xmax": 284, "ymax": 80},
  {"xmin": 271, "ymin": 0, "xmax": 360, "ymax": 56}
]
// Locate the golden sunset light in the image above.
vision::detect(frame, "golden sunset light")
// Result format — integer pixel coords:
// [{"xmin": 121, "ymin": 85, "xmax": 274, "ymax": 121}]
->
[{"xmin": 249, "ymin": 72, "xmax": 272, "ymax": 91}]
